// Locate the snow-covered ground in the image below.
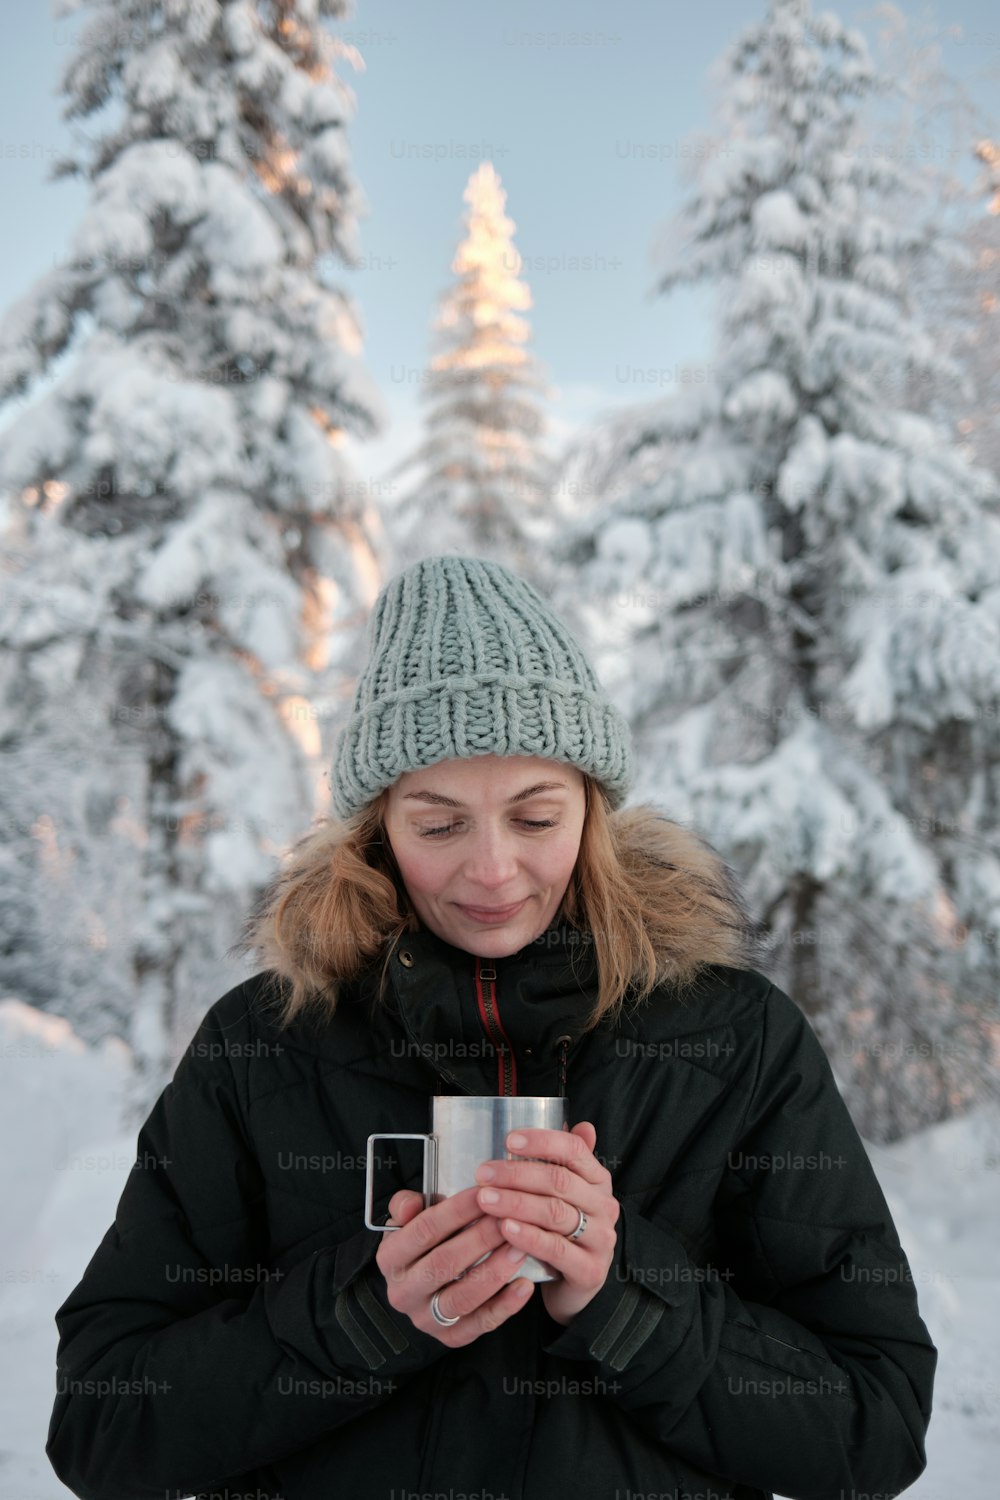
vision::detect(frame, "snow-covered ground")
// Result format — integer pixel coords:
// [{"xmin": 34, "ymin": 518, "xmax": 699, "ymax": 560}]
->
[
  {"xmin": 0, "ymin": 1000, "xmax": 132, "ymax": 1499},
  {"xmin": 1, "ymin": 996, "xmax": 996, "ymax": 1499},
  {"xmin": 863, "ymin": 1111, "xmax": 1000, "ymax": 1500}
]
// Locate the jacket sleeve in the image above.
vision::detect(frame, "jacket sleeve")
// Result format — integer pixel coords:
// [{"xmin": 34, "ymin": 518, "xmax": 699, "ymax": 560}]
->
[
  {"xmin": 46, "ymin": 983, "xmax": 448, "ymax": 1500},
  {"xmin": 540, "ymin": 981, "xmax": 938, "ymax": 1500}
]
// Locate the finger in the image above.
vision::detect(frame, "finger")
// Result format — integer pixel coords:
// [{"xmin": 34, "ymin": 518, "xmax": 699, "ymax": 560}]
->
[
  {"xmin": 475, "ymin": 1180, "xmax": 604, "ymax": 1237},
  {"xmin": 427, "ymin": 1241, "xmax": 536, "ymax": 1325},
  {"xmin": 384, "ymin": 1210, "xmax": 513, "ymax": 1313},
  {"xmin": 500, "ymin": 1125, "xmax": 609, "ymax": 1186},
  {"xmin": 429, "ymin": 1266, "xmax": 536, "ymax": 1343},
  {"xmin": 476, "ymin": 1158, "xmax": 611, "ymax": 1218},
  {"xmin": 493, "ymin": 1213, "xmax": 613, "ymax": 1279},
  {"xmin": 477, "ymin": 1154, "xmax": 606, "ymax": 1196},
  {"xmin": 386, "ymin": 1190, "xmax": 425, "ymax": 1225},
  {"xmin": 379, "ymin": 1217, "xmax": 533, "ymax": 1340},
  {"xmin": 378, "ymin": 1194, "xmax": 507, "ymax": 1299},
  {"xmin": 416, "ymin": 1209, "xmax": 512, "ymax": 1294},
  {"xmin": 382, "ymin": 1185, "xmax": 492, "ymax": 1271}
]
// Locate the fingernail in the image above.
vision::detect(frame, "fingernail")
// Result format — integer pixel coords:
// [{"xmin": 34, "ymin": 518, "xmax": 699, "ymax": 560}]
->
[
  {"xmin": 507, "ymin": 1246, "xmax": 526, "ymax": 1262},
  {"xmin": 507, "ymin": 1132, "xmax": 527, "ymax": 1150},
  {"xmin": 479, "ymin": 1188, "xmax": 499, "ymax": 1204},
  {"xmin": 476, "ymin": 1164, "xmax": 495, "ymax": 1181}
]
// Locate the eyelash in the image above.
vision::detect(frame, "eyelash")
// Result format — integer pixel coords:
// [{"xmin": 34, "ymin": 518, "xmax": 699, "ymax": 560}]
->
[{"xmin": 418, "ymin": 819, "xmax": 559, "ymax": 839}]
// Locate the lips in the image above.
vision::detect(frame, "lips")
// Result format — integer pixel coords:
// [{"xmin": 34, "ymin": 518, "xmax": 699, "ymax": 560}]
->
[{"xmin": 455, "ymin": 898, "xmax": 528, "ymax": 921}]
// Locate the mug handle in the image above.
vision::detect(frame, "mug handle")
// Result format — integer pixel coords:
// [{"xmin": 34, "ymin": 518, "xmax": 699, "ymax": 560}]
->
[{"xmin": 364, "ymin": 1132, "xmax": 436, "ymax": 1231}]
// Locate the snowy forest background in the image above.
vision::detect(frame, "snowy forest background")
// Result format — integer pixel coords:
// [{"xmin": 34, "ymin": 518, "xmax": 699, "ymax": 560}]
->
[{"xmin": 1, "ymin": 0, "xmax": 999, "ymax": 1495}]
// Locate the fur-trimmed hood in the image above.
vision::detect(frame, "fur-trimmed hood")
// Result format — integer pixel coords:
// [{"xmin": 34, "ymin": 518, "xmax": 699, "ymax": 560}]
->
[
  {"xmin": 247, "ymin": 807, "xmax": 770, "ymax": 1101},
  {"xmin": 247, "ymin": 804, "xmax": 768, "ymax": 1018},
  {"xmin": 598, "ymin": 807, "xmax": 767, "ymax": 986}
]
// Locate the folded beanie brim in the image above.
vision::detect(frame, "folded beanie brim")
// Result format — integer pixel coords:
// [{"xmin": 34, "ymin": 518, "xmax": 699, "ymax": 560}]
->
[{"xmin": 332, "ymin": 680, "xmax": 633, "ymax": 818}]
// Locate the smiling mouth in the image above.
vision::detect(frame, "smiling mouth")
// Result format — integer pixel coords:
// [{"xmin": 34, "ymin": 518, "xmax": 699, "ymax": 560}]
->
[{"xmin": 455, "ymin": 899, "xmax": 528, "ymax": 919}]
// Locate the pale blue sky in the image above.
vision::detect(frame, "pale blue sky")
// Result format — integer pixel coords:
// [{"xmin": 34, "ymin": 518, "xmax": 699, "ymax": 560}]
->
[{"xmin": 2, "ymin": 1, "xmax": 998, "ymax": 490}]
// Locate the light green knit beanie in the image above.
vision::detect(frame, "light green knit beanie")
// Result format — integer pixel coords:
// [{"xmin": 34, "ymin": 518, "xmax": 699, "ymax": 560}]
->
[{"xmin": 330, "ymin": 554, "xmax": 634, "ymax": 820}]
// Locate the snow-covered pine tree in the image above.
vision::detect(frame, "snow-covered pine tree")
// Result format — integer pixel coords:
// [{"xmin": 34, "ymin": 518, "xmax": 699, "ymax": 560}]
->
[
  {"xmin": 553, "ymin": 0, "xmax": 1000, "ymax": 1141},
  {"xmin": 951, "ymin": 139, "xmax": 1000, "ymax": 480},
  {"xmin": 385, "ymin": 162, "xmax": 554, "ymax": 583},
  {"xmin": 0, "ymin": 0, "xmax": 385, "ymax": 1119},
  {"xmin": 858, "ymin": 8, "xmax": 1000, "ymax": 483}
]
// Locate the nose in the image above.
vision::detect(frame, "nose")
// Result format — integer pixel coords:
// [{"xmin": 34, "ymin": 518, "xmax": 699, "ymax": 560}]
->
[{"xmin": 460, "ymin": 825, "xmax": 521, "ymax": 893}]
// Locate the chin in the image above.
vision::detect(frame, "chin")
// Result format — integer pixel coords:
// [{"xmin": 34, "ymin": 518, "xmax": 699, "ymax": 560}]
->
[
  {"xmin": 441, "ymin": 916, "xmax": 533, "ymax": 957},
  {"xmin": 476, "ymin": 918, "xmax": 548, "ymax": 957}
]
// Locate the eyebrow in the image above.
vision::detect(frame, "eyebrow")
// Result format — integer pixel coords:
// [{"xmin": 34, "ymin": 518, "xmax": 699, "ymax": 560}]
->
[{"xmin": 401, "ymin": 781, "xmax": 569, "ymax": 809}]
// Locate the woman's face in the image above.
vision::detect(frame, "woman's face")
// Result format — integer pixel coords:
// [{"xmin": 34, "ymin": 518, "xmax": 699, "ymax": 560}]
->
[{"xmin": 383, "ymin": 754, "xmax": 586, "ymax": 957}]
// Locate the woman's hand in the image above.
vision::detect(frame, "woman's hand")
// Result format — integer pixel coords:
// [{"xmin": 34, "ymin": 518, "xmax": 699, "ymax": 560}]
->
[
  {"xmin": 473, "ymin": 1121, "xmax": 620, "ymax": 1326},
  {"xmin": 375, "ymin": 1185, "xmax": 537, "ymax": 1346}
]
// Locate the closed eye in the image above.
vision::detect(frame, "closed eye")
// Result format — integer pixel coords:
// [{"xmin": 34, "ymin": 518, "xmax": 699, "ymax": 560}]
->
[{"xmin": 418, "ymin": 819, "xmax": 559, "ymax": 839}]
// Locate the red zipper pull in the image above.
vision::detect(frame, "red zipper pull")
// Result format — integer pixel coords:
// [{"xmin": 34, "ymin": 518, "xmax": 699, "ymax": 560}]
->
[{"xmin": 474, "ymin": 957, "xmax": 518, "ymax": 1096}]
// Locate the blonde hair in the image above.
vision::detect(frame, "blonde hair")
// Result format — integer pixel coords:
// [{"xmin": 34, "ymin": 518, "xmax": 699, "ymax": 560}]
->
[{"xmin": 233, "ymin": 774, "xmax": 766, "ymax": 1034}]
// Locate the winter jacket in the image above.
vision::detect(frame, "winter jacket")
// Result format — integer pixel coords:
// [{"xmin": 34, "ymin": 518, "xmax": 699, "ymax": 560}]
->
[{"xmin": 47, "ymin": 827, "xmax": 937, "ymax": 1500}]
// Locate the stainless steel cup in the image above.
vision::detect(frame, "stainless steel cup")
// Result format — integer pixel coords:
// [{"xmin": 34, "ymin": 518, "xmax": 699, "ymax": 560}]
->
[{"xmin": 364, "ymin": 1094, "xmax": 568, "ymax": 1281}]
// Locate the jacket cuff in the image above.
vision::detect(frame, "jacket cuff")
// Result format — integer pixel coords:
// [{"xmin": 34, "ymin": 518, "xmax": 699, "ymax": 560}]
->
[
  {"xmin": 266, "ymin": 1223, "xmax": 450, "ymax": 1382},
  {"xmin": 539, "ymin": 1200, "xmax": 696, "ymax": 1375}
]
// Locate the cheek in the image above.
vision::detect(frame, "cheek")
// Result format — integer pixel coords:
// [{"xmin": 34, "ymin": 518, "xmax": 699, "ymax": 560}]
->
[
  {"xmin": 392, "ymin": 841, "xmax": 447, "ymax": 896},
  {"xmin": 540, "ymin": 829, "xmax": 582, "ymax": 881}
]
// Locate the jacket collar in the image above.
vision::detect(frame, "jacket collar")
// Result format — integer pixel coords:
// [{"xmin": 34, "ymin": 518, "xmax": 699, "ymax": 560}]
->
[{"xmin": 383, "ymin": 919, "xmax": 603, "ymax": 1096}]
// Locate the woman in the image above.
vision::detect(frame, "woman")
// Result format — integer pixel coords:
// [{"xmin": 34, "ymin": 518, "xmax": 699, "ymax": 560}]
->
[{"xmin": 47, "ymin": 554, "xmax": 937, "ymax": 1500}]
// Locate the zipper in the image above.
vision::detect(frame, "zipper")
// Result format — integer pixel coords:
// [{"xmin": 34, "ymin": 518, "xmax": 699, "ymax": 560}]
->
[{"xmin": 474, "ymin": 956, "xmax": 518, "ymax": 1095}]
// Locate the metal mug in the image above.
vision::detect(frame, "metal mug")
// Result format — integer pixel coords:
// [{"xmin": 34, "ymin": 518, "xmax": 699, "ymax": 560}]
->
[{"xmin": 364, "ymin": 1095, "xmax": 569, "ymax": 1281}]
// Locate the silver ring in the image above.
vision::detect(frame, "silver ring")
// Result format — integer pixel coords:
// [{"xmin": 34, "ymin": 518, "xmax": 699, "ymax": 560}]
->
[
  {"xmin": 430, "ymin": 1290, "xmax": 461, "ymax": 1327},
  {"xmin": 566, "ymin": 1207, "xmax": 587, "ymax": 1241}
]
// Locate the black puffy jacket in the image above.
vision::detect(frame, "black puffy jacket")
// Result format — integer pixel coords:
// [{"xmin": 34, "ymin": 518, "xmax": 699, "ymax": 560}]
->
[{"xmin": 47, "ymin": 908, "xmax": 937, "ymax": 1500}]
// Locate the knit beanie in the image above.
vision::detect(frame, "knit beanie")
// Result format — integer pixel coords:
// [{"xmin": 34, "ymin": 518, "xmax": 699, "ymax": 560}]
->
[{"xmin": 330, "ymin": 554, "xmax": 634, "ymax": 820}]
